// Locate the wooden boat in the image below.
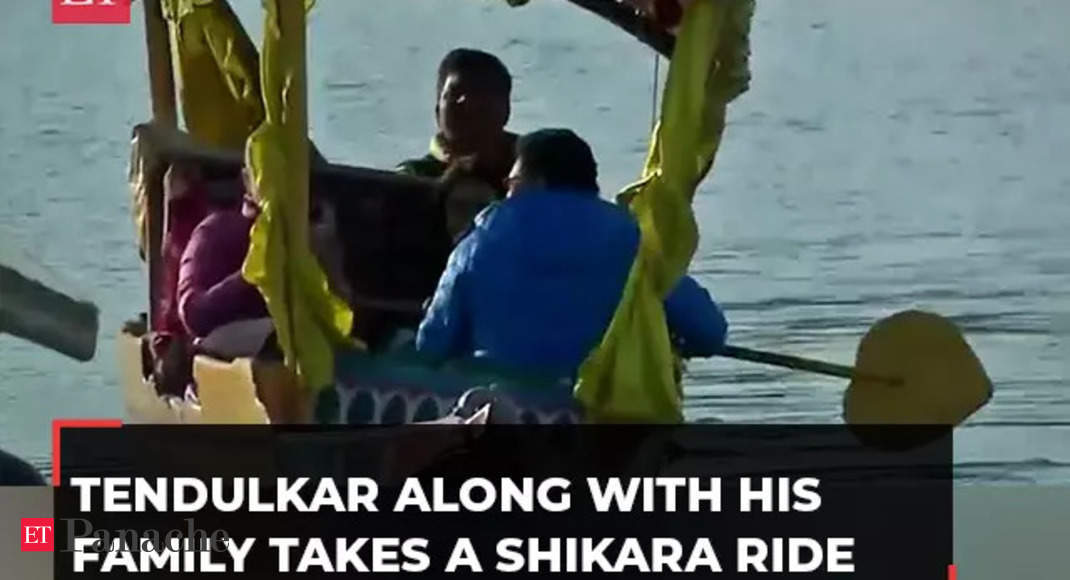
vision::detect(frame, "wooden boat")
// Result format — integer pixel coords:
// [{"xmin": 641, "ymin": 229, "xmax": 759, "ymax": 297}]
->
[
  {"xmin": 118, "ymin": 1, "xmax": 993, "ymax": 430},
  {"xmin": 118, "ymin": 0, "xmax": 683, "ymax": 425}
]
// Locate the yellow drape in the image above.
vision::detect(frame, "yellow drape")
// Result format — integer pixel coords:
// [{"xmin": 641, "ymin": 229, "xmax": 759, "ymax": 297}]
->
[
  {"xmin": 575, "ymin": 0, "xmax": 753, "ymax": 423},
  {"xmin": 161, "ymin": 0, "xmax": 263, "ymax": 148},
  {"xmin": 131, "ymin": 1, "xmax": 262, "ymax": 256},
  {"xmin": 241, "ymin": 0, "xmax": 354, "ymax": 393}
]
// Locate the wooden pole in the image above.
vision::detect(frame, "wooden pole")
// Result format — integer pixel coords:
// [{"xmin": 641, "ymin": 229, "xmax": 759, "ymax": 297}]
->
[
  {"xmin": 720, "ymin": 345, "xmax": 901, "ymax": 385},
  {"xmin": 567, "ymin": 0, "xmax": 676, "ymax": 58},
  {"xmin": 142, "ymin": 0, "xmax": 177, "ymax": 128},
  {"xmin": 141, "ymin": 0, "xmax": 177, "ymax": 332}
]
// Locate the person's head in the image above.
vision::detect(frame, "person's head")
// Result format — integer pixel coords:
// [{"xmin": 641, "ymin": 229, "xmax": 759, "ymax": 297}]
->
[
  {"xmin": 507, "ymin": 128, "xmax": 599, "ymax": 197},
  {"xmin": 435, "ymin": 49, "xmax": 512, "ymax": 154},
  {"xmin": 165, "ymin": 160, "xmax": 244, "ymax": 211}
]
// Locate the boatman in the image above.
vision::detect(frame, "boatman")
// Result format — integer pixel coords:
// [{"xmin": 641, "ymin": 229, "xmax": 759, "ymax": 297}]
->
[
  {"xmin": 397, "ymin": 48, "xmax": 517, "ymax": 242},
  {"xmin": 398, "ymin": 48, "xmax": 516, "ymax": 192}
]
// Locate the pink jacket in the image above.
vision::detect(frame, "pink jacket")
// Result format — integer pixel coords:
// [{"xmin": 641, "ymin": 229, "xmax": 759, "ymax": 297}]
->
[{"xmin": 177, "ymin": 209, "xmax": 268, "ymax": 339}]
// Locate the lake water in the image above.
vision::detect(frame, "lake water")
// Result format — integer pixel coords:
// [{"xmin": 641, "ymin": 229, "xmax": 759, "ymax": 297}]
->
[{"xmin": 1, "ymin": 0, "xmax": 1067, "ymax": 482}]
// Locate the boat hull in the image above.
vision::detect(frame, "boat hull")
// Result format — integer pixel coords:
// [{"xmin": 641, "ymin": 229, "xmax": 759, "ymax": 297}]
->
[{"xmin": 119, "ymin": 331, "xmax": 579, "ymax": 425}]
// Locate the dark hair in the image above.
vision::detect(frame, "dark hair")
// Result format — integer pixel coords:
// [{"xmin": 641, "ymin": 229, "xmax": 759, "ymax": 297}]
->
[
  {"xmin": 436, "ymin": 48, "xmax": 512, "ymax": 97},
  {"xmin": 516, "ymin": 128, "xmax": 599, "ymax": 191},
  {"xmin": 192, "ymin": 162, "xmax": 223, "ymax": 182}
]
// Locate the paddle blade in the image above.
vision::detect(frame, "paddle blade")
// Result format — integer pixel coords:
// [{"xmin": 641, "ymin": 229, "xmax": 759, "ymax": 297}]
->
[
  {"xmin": 844, "ymin": 310, "xmax": 992, "ymax": 426},
  {"xmin": 0, "ymin": 262, "xmax": 98, "ymax": 361}
]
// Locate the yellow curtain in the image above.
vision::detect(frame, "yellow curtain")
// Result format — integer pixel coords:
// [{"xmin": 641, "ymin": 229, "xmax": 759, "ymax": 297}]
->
[
  {"xmin": 241, "ymin": 0, "xmax": 354, "ymax": 393},
  {"xmin": 131, "ymin": 1, "xmax": 261, "ymax": 256},
  {"xmin": 160, "ymin": 0, "xmax": 263, "ymax": 148},
  {"xmin": 575, "ymin": 0, "xmax": 753, "ymax": 423}
]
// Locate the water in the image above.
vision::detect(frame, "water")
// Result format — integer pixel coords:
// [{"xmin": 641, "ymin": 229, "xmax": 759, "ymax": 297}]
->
[{"xmin": 1, "ymin": 1, "xmax": 1067, "ymax": 482}]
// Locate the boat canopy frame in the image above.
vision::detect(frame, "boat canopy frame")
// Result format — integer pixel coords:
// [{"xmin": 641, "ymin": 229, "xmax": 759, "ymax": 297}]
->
[{"xmin": 134, "ymin": 0, "xmax": 684, "ymax": 338}]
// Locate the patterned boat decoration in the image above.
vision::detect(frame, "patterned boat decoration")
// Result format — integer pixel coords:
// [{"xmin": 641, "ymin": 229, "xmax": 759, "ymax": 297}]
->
[{"xmin": 323, "ymin": 348, "xmax": 582, "ymax": 425}]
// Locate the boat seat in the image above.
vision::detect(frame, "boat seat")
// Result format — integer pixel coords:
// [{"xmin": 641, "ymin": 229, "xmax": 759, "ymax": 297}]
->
[
  {"xmin": 128, "ymin": 128, "xmax": 456, "ymax": 424},
  {"xmin": 149, "ymin": 148, "xmax": 449, "ymax": 348},
  {"xmin": 312, "ymin": 167, "xmax": 448, "ymax": 348}
]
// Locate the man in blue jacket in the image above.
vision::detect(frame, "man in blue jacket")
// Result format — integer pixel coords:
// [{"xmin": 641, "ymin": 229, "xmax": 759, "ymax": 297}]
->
[{"xmin": 416, "ymin": 129, "xmax": 727, "ymax": 383}]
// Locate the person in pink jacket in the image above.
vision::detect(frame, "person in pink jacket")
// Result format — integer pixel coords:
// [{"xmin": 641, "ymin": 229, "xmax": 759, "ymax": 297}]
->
[
  {"xmin": 176, "ymin": 157, "xmax": 346, "ymax": 359},
  {"xmin": 176, "ymin": 195, "xmax": 268, "ymax": 340}
]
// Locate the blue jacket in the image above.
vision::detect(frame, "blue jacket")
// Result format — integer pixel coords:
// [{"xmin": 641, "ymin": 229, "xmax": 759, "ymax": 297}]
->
[
  {"xmin": 665, "ymin": 274, "xmax": 728, "ymax": 359},
  {"xmin": 416, "ymin": 189, "xmax": 727, "ymax": 379}
]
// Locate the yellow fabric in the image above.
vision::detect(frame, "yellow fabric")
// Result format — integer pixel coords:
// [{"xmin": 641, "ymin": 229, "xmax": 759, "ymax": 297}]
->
[
  {"xmin": 242, "ymin": 0, "xmax": 354, "ymax": 393},
  {"xmin": 575, "ymin": 0, "xmax": 753, "ymax": 423},
  {"xmin": 130, "ymin": 2, "xmax": 259, "ymax": 256},
  {"xmin": 161, "ymin": 0, "xmax": 263, "ymax": 148}
]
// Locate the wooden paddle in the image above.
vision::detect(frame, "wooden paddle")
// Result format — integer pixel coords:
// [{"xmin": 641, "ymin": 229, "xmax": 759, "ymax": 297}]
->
[
  {"xmin": 716, "ymin": 310, "xmax": 993, "ymax": 426},
  {"xmin": 0, "ymin": 261, "xmax": 98, "ymax": 362}
]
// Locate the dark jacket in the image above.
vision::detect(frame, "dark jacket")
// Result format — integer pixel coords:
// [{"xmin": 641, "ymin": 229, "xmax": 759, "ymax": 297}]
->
[
  {"xmin": 415, "ymin": 188, "xmax": 727, "ymax": 380},
  {"xmin": 397, "ymin": 133, "xmax": 518, "ymax": 198}
]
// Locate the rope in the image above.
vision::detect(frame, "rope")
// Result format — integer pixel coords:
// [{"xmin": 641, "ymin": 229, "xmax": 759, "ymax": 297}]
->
[{"xmin": 650, "ymin": 52, "xmax": 660, "ymax": 131}]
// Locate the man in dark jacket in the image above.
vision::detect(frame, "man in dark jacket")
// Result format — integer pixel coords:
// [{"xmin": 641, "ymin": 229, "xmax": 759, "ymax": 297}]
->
[
  {"xmin": 398, "ymin": 48, "xmax": 517, "ymax": 190},
  {"xmin": 416, "ymin": 129, "xmax": 727, "ymax": 383},
  {"xmin": 398, "ymin": 49, "xmax": 519, "ymax": 242}
]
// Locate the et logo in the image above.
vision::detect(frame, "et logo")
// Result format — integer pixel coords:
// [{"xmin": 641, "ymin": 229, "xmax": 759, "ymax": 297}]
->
[
  {"xmin": 52, "ymin": 0, "xmax": 131, "ymax": 24},
  {"xmin": 21, "ymin": 518, "xmax": 54, "ymax": 552}
]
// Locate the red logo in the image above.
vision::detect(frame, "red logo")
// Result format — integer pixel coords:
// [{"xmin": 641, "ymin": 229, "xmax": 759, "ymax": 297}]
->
[
  {"xmin": 52, "ymin": 0, "xmax": 131, "ymax": 24},
  {"xmin": 20, "ymin": 518, "xmax": 54, "ymax": 552}
]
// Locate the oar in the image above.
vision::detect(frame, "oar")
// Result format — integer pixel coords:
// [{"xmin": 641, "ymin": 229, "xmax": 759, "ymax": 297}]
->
[
  {"xmin": 714, "ymin": 310, "xmax": 993, "ymax": 426},
  {"xmin": 720, "ymin": 345, "xmax": 898, "ymax": 385},
  {"xmin": 0, "ymin": 260, "xmax": 99, "ymax": 362}
]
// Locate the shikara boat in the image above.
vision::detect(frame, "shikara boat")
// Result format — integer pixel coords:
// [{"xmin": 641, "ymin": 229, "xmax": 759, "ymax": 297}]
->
[
  {"xmin": 118, "ymin": 0, "xmax": 696, "ymax": 425},
  {"xmin": 116, "ymin": 0, "xmax": 992, "ymax": 429}
]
